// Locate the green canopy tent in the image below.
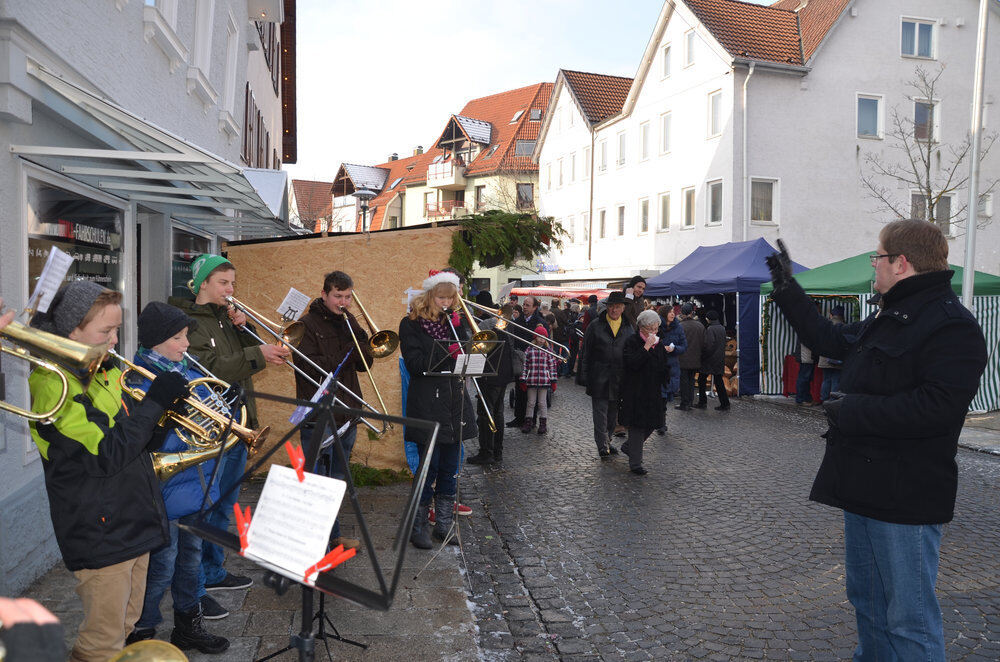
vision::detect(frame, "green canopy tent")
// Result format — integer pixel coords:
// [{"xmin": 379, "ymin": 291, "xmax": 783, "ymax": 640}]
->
[{"xmin": 759, "ymin": 253, "xmax": 1000, "ymax": 412}]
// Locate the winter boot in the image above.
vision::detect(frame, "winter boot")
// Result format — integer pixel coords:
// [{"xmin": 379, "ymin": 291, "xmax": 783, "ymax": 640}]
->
[
  {"xmin": 432, "ymin": 495, "xmax": 460, "ymax": 546},
  {"xmin": 520, "ymin": 419, "xmax": 534, "ymax": 433},
  {"xmin": 467, "ymin": 446, "xmax": 494, "ymax": 465},
  {"xmin": 125, "ymin": 628, "xmax": 155, "ymax": 645},
  {"xmin": 170, "ymin": 605, "xmax": 230, "ymax": 654},
  {"xmin": 537, "ymin": 418, "xmax": 548, "ymax": 434},
  {"xmin": 410, "ymin": 502, "xmax": 433, "ymax": 549}
]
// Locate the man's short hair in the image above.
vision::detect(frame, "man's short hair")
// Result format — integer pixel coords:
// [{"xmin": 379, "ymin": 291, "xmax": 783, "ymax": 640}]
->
[
  {"xmin": 323, "ymin": 270, "xmax": 353, "ymax": 293},
  {"xmin": 879, "ymin": 219, "xmax": 949, "ymax": 273},
  {"xmin": 523, "ymin": 296, "xmax": 538, "ymax": 308}
]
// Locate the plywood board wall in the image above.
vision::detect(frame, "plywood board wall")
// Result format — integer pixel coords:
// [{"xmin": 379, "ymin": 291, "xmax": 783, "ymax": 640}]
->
[{"xmin": 225, "ymin": 225, "xmax": 458, "ymax": 472}]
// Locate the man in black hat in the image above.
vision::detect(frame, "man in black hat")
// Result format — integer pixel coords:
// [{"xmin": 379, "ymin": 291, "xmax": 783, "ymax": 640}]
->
[{"xmin": 581, "ymin": 291, "xmax": 635, "ymax": 457}]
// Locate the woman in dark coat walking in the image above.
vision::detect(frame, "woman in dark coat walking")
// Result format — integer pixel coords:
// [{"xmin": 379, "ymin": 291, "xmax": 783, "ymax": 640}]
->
[
  {"xmin": 656, "ymin": 306, "xmax": 687, "ymax": 434},
  {"xmin": 399, "ymin": 271, "xmax": 478, "ymax": 549},
  {"xmin": 618, "ymin": 310, "xmax": 671, "ymax": 474}
]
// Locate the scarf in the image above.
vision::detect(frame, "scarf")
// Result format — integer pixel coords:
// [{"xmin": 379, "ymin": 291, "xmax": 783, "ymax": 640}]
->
[
  {"xmin": 419, "ymin": 315, "xmax": 453, "ymax": 342},
  {"xmin": 136, "ymin": 346, "xmax": 188, "ymax": 375}
]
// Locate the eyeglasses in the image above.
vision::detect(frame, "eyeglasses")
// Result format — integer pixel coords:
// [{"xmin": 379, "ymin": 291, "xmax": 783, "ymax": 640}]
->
[{"xmin": 869, "ymin": 253, "xmax": 899, "ymax": 265}]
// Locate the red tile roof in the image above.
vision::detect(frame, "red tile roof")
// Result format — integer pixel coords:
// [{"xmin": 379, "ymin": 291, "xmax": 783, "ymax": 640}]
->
[
  {"xmin": 682, "ymin": 0, "xmax": 803, "ymax": 65},
  {"xmin": 561, "ymin": 70, "xmax": 634, "ymax": 125},
  {"xmin": 291, "ymin": 179, "xmax": 333, "ymax": 232},
  {"xmin": 770, "ymin": 0, "xmax": 851, "ymax": 62},
  {"xmin": 362, "ymin": 150, "xmax": 442, "ymax": 231}
]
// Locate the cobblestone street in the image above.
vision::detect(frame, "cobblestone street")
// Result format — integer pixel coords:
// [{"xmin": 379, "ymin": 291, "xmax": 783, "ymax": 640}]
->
[{"xmin": 458, "ymin": 382, "xmax": 1000, "ymax": 660}]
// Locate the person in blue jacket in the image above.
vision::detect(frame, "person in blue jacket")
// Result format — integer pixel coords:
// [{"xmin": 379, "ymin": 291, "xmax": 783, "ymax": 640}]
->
[
  {"xmin": 656, "ymin": 305, "xmax": 687, "ymax": 435},
  {"xmin": 124, "ymin": 302, "xmax": 230, "ymax": 654}
]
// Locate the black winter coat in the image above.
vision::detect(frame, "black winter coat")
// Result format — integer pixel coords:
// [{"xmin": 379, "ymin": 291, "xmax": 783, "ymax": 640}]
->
[
  {"xmin": 581, "ymin": 312, "xmax": 636, "ymax": 400},
  {"xmin": 479, "ymin": 315, "xmax": 515, "ymax": 387},
  {"xmin": 773, "ymin": 271, "xmax": 987, "ymax": 524},
  {"xmin": 700, "ymin": 320, "xmax": 726, "ymax": 374},
  {"xmin": 399, "ymin": 316, "xmax": 478, "ymax": 446},
  {"xmin": 618, "ymin": 333, "xmax": 671, "ymax": 430},
  {"xmin": 678, "ymin": 317, "xmax": 704, "ymax": 370}
]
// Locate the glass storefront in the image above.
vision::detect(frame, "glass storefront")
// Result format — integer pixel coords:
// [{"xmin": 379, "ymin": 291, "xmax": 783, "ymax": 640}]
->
[
  {"xmin": 171, "ymin": 226, "xmax": 212, "ymax": 300},
  {"xmin": 26, "ymin": 182, "xmax": 124, "ymax": 293}
]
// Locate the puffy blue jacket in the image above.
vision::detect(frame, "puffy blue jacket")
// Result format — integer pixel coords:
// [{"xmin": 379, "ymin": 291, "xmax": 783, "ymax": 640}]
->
[
  {"xmin": 128, "ymin": 353, "xmax": 227, "ymax": 520},
  {"xmin": 658, "ymin": 317, "xmax": 688, "ymax": 397}
]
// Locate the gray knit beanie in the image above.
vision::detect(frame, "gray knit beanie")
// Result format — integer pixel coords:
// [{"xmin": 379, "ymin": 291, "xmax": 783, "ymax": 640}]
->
[{"xmin": 30, "ymin": 281, "xmax": 108, "ymax": 337}]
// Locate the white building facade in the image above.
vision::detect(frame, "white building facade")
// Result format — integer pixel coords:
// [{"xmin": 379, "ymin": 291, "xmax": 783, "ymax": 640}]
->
[
  {"xmin": 536, "ymin": 0, "xmax": 1000, "ymax": 286},
  {"xmin": 0, "ymin": 0, "xmax": 296, "ymax": 594}
]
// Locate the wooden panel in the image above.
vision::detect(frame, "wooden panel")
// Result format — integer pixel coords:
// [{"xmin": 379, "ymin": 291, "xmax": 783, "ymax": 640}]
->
[{"xmin": 225, "ymin": 226, "xmax": 457, "ymax": 471}]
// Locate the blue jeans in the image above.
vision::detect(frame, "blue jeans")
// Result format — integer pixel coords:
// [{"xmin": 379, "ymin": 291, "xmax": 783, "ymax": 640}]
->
[
  {"xmin": 300, "ymin": 423, "xmax": 357, "ymax": 538},
  {"xmin": 418, "ymin": 441, "xmax": 460, "ymax": 505},
  {"xmin": 198, "ymin": 443, "xmax": 247, "ymax": 594},
  {"xmin": 136, "ymin": 514, "xmax": 202, "ymax": 627},
  {"xmin": 795, "ymin": 362, "xmax": 815, "ymax": 403},
  {"xmin": 821, "ymin": 369, "xmax": 841, "ymax": 402},
  {"xmin": 844, "ymin": 511, "xmax": 945, "ymax": 661}
]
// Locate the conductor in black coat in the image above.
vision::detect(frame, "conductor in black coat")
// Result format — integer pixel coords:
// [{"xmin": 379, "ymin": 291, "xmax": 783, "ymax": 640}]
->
[{"xmin": 767, "ymin": 219, "xmax": 987, "ymax": 660}]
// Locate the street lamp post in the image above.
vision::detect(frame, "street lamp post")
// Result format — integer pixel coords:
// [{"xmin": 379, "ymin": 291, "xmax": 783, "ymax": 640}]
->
[{"xmin": 353, "ymin": 188, "xmax": 377, "ymax": 234}]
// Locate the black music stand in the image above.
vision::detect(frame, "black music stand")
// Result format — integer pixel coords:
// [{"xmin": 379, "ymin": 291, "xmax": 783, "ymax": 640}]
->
[{"xmin": 179, "ymin": 382, "xmax": 440, "ymax": 662}]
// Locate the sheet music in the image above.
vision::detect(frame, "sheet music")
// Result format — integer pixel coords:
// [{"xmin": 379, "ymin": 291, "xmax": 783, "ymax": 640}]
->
[
  {"xmin": 28, "ymin": 247, "xmax": 73, "ymax": 313},
  {"xmin": 453, "ymin": 353, "xmax": 487, "ymax": 375},
  {"xmin": 244, "ymin": 465, "xmax": 345, "ymax": 581},
  {"xmin": 289, "ymin": 372, "xmax": 334, "ymax": 425},
  {"xmin": 277, "ymin": 287, "xmax": 311, "ymax": 322}
]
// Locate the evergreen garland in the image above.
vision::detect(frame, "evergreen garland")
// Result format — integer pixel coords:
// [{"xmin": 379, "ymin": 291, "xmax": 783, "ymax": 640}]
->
[{"xmin": 447, "ymin": 210, "xmax": 566, "ymax": 284}]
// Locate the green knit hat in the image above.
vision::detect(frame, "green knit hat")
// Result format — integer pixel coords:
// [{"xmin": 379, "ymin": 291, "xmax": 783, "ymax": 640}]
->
[{"xmin": 190, "ymin": 254, "xmax": 233, "ymax": 294}]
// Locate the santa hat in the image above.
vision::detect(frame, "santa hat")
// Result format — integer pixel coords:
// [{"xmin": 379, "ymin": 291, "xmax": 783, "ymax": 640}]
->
[{"xmin": 422, "ymin": 269, "xmax": 461, "ymax": 291}]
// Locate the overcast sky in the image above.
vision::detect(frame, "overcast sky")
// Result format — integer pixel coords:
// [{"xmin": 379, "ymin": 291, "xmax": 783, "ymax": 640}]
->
[{"xmin": 284, "ymin": 0, "xmax": 770, "ymax": 182}]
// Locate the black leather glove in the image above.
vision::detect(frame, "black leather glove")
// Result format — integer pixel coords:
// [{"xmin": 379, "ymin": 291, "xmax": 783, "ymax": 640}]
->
[
  {"xmin": 765, "ymin": 238, "xmax": 795, "ymax": 293},
  {"xmin": 822, "ymin": 392, "xmax": 845, "ymax": 428},
  {"xmin": 145, "ymin": 371, "xmax": 189, "ymax": 411}
]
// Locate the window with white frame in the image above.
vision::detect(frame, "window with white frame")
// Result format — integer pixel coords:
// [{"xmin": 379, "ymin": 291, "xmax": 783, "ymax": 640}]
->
[
  {"xmin": 707, "ymin": 180, "xmax": 723, "ymax": 225},
  {"xmin": 911, "ymin": 192, "xmax": 953, "ymax": 234},
  {"xmin": 640, "ymin": 122, "xmax": 650, "ymax": 161},
  {"xmin": 584, "ymin": 146, "xmax": 591, "ymax": 177},
  {"xmin": 682, "ymin": 188, "xmax": 695, "ymax": 227},
  {"xmin": 599, "ymin": 209, "xmax": 607, "ymax": 238},
  {"xmin": 570, "ymin": 152, "xmax": 576, "ymax": 182},
  {"xmin": 546, "ymin": 163, "xmax": 552, "ymax": 190},
  {"xmin": 684, "ymin": 29, "xmax": 695, "ymax": 67},
  {"xmin": 708, "ymin": 90, "xmax": 722, "ymax": 137},
  {"xmin": 660, "ymin": 112, "xmax": 671, "ymax": 153},
  {"xmin": 659, "ymin": 192, "xmax": 670, "ymax": 231},
  {"xmin": 639, "ymin": 198, "xmax": 649, "ymax": 233},
  {"xmin": 558, "ymin": 158, "xmax": 564, "ymax": 187},
  {"xmin": 599, "ymin": 140, "xmax": 607, "ymax": 172},
  {"xmin": 750, "ymin": 179, "xmax": 777, "ymax": 224},
  {"xmin": 857, "ymin": 94, "xmax": 883, "ymax": 138},
  {"xmin": 567, "ymin": 215, "xmax": 575, "ymax": 243},
  {"xmin": 617, "ymin": 205, "xmax": 626, "ymax": 235},
  {"xmin": 901, "ymin": 18, "xmax": 935, "ymax": 59},
  {"xmin": 617, "ymin": 131, "xmax": 626, "ymax": 167},
  {"xmin": 661, "ymin": 43, "xmax": 672, "ymax": 78},
  {"xmin": 423, "ymin": 191, "xmax": 434, "ymax": 217},
  {"xmin": 914, "ymin": 99, "xmax": 938, "ymax": 142},
  {"xmin": 582, "ymin": 212, "xmax": 590, "ymax": 242},
  {"xmin": 222, "ymin": 13, "xmax": 240, "ymax": 115},
  {"xmin": 192, "ymin": 0, "xmax": 215, "ymax": 73}
]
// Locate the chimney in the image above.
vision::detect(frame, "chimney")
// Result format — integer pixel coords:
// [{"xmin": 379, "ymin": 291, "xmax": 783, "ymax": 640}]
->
[
  {"xmin": 795, "ymin": 0, "xmax": 808, "ymax": 10},
  {"xmin": 389, "ymin": 153, "xmax": 398, "ymax": 161},
  {"xmin": 414, "ymin": 145, "xmax": 424, "ymax": 156}
]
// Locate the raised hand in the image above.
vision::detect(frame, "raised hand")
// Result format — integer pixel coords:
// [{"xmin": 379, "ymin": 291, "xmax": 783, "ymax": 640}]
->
[{"xmin": 765, "ymin": 238, "xmax": 795, "ymax": 293}]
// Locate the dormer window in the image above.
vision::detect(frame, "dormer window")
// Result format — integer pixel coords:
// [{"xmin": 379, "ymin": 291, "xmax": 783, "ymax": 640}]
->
[
  {"xmin": 510, "ymin": 110, "xmax": 524, "ymax": 124},
  {"xmin": 530, "ymin": 108, "xmax": 542, "ymax": 121}
]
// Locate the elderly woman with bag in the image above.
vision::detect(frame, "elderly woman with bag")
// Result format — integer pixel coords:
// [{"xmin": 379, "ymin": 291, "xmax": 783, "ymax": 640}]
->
[{"xmin": 618, "ymin": 310, "xmax": 671, "ymax": 475}]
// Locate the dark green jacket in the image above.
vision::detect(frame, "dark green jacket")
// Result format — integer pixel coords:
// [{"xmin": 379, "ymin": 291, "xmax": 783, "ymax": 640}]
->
[
  {"xmin": 168, "ymin": 297, "xmax": 266, "ymax": 427},
  {"xmin": 29, "ymin": 366, "xmax": 169, "ymax": 571}
]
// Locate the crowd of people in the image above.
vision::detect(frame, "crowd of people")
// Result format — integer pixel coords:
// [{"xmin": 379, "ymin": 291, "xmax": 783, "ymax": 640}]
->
[{"xmin": 0, "ymin": 219, "xmax": 989, "ymax": 662}]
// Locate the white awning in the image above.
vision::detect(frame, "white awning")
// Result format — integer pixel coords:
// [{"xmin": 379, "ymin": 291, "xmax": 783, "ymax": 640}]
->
[{"xmin": 10, "ymin": 63, "xmax": 294, "ymax": 240}]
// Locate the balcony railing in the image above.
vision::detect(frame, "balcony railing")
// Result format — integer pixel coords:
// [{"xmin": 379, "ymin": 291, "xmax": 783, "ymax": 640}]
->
[
  {"xmin": 427, "ymin": 159, "xmax": 467, "ymax": 189},
  {"xmin": 425, "ymin": 200, "xmax": 466, "ymax": 217}
]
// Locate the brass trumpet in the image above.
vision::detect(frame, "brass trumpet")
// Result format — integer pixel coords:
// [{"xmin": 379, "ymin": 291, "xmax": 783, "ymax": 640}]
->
[{"xmin": 0, "ymin": 320, "xmax": 109, "ymax": 423}]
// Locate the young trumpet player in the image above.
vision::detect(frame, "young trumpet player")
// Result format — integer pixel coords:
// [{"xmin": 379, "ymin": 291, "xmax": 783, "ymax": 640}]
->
[
  {"xmin": 28, "ymin": 281, "xmax": 188, "ymax": 662},
  {"xmin": 124, "ymin": 301, "xmax": 229, "ymax": 653},
  {"xmin": 168, "ymin": 254, "xmax": 289, "ymax": 618}
]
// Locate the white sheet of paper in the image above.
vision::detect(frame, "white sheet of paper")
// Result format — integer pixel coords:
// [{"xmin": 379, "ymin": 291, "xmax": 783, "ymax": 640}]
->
[
  {"xmin": 289, "ymin": 372, "xmax": 334, "ymax": 425},
  {"xmin": 28, "ymin": 247, "xmax": 74, "ymax": 314},
  {"xmin": 243, "ymin": 465, "xmax": 346, "ymax": 584},
  {"xmin": 277, "ymin": 287, "xmax": 311, "ymax": 322},
  {"xmin": 453, "ymin": 353, "xmax": 487, "ymax": 375}
]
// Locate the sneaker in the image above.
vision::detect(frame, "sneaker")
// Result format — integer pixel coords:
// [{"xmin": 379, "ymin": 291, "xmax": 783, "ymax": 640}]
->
[
  {"xmin": 199, "ymin": 594, "xmax": 229, "ymax": 620},
  {"xmin": 330, "ymin": 536, "xmax": 361, "ymax": 550},
  {"xmin": 205, "ymin": 572, "xmax": 253, "ymax": 591},
  {"xmin": 456, "ymin": 503, "xmax": 472, "ymax": 517}
]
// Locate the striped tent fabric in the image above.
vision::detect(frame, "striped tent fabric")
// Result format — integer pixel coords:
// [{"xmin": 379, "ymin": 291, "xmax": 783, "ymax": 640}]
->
[{"xmin": 759, "ymin": 294, "xmax": 1000, "ymax": 412}]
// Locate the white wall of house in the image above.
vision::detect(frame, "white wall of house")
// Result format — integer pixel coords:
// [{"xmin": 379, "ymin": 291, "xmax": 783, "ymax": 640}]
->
[{"xmin": 538, "ymin": 0, "xmax": 1000, "ymax": 283}]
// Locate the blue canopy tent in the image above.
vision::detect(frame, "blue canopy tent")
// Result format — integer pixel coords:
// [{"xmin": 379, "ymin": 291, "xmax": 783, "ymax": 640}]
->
[{"xmin": 644, "ymin": 239, "xmax": 807, "ymax": 395}]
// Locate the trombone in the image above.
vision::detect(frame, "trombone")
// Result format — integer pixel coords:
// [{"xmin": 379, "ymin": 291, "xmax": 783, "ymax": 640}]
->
[
  {"xmin": 338, "ymin": 291, "xmax": 397, "ymax": 432},
  {"xmin": 223, "ymin": 294, "xmax": 386, "ymax": 435},
  {"xmin": 445, "ymin": 300, "xmax": 497, "ymax": 433},
  {"xmin": 0, "ymin": 319, "xmax": 109, "ymax": 423},
  {"xmin": 461, "ymin": 298, "xmax": 570, "ymax": 363}
]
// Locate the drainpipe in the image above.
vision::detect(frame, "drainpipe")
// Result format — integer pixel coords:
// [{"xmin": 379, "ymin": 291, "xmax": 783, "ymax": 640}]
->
[
  {"xmin": 742, "ymin": 62, "xmax": 755, "ymax": 242},
  {"xmin": 588, "ymin": 126, "xmax": 596, "ymax": 266}
]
